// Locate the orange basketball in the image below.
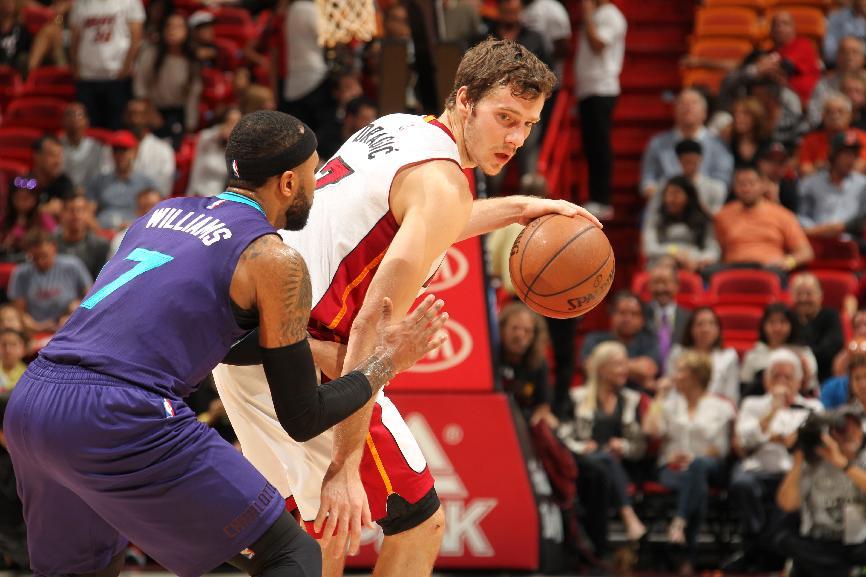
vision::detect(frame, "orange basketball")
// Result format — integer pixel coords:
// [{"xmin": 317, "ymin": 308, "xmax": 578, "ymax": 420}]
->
[{"xmin": 509, "ymin": 214, "xmax": 615, "ymax": 319}]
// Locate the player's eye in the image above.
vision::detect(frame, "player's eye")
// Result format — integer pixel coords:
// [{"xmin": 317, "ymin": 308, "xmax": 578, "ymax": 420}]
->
[{"xmin": 499, "ymin": 113, "xmax": 511, "ymax": 123}]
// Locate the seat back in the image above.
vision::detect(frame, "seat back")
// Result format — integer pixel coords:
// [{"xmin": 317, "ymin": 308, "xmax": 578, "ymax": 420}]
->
[
  {"xmin": 708, "ymin": 268, "xmax": 782, "ymax": 305},
  {"xmin": 4, "ymin": 98, "xmax": 67, "ymax": 132},
  {"xmin": 792, "ymin": 270, "xmax": 859, "ymax": 313}
]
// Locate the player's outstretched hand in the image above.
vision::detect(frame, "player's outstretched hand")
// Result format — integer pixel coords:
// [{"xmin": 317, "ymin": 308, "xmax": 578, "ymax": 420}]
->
[
  {"xmin": 517, "ymin": 197, "xmax": 603, "ymax": 229},
  {"xmin": 315, "ymin": 461, "xmax": 372, "ymax": 557},
  {"xmin": 377, "ymin": 294, "xmax": 448, "ymax": 374}
]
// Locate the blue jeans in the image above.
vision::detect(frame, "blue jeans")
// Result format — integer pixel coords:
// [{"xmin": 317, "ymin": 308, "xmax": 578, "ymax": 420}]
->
[{"xmin": 659, "ymin": 456, "xmax": 725, "ymax": 559}]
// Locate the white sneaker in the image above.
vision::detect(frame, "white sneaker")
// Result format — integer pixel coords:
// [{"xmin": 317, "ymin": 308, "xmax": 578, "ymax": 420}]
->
[{"xmin": 583, "ymin": 201, "xmax": 614, "ymax": 221}]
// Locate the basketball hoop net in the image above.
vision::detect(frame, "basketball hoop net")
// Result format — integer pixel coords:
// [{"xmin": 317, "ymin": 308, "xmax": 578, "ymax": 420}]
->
[{"xmin": 314, "ymin": 0, "xmax": 378, "ymax": 47}]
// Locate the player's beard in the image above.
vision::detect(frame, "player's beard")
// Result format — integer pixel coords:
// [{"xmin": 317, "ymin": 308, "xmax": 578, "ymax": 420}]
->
[
  {"xmin": 465, "ymin": 109, "xmax": 503, "ymax": 177},
  {"xmin": 283, "ymin": 184, "xmax": 312, "ymax": 231}
]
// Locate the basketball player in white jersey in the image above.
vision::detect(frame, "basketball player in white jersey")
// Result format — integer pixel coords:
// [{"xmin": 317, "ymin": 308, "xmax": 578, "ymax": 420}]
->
[{"xmin": 214, "ymin": 38, "xmax": 600, "ymax": 576}]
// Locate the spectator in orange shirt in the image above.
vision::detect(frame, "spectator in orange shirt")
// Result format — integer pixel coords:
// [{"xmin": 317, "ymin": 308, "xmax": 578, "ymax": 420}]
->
[
  {"xmin": 798, "ymin": 93, "xmax": 866, "ymax": 176},
  {"xmin": 713, "ymin": 164, "xmax": 813, "ymax": 279}
]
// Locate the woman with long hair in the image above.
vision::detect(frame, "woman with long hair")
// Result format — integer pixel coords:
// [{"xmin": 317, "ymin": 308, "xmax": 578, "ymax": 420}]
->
[
  {"xmin": 0, "ymin": 179, "xmax": 56, "ymax": 260},
  {"xmin": 666, "ymin": 307, "xmax": 740, "ymax": 404},
  {"xmin": 558, "ymin": 341, "xmax": 647, "ymax": 555},
  {"xmin": 728, "ymin": 97, "xmax": 773, "ymax": 166},
  {"xmin": 133, "ymin": 12, "xmax": 201, "ymax": 147},
  {"xmin": 644, "ymin": 350, "xmax": 735, "ymax": 576},
  {"xmin": 498, "ymin": 302, "xmax": 557, "ymax": 428},
  {"xmin": 741, "ymin": 303, "xmax": 818, "ymax": 397},
  {"xmin": 641, "ymin": 176, "xmax": 719, "ymax": 271}
]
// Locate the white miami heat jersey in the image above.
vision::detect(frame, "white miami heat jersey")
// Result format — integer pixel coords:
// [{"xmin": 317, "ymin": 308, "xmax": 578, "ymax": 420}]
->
[
  {"xmin": 213, "ymin": 114, "xmax": 460, "ymax": 515},
  {"xmin": 282, "ymin": 113, "xmax": 461, "ymax": 343}
]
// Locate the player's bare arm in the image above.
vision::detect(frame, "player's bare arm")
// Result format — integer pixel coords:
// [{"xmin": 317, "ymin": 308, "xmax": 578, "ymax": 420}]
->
[
  {"xmin": 313, "ymin": 160, "xmax": 472, "ymax": 556},
  {"xmin": 229, "ymin": 234, "xmax": 447, "ymax": 443},
  {"xmin": 456, "ymin": 196, "xmax": 603, "ymax": 243}
]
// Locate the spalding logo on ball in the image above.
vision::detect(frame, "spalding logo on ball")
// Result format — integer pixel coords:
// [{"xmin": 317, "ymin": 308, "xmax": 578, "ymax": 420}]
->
[{"xmin": 509, "ymin": 214, "xmax": 615, "ymax": 319}]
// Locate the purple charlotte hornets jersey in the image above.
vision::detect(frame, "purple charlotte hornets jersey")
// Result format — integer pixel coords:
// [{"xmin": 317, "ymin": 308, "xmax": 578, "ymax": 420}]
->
[{"xmin": 42, "ymin": 193, "xmax": 276, "ymax": 399}]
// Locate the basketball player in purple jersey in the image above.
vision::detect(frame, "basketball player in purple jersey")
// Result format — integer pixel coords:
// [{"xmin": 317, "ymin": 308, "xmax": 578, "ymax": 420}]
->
[{"xmin": 3, "ymin": 111, "xmax": 447, "ymax": 577}]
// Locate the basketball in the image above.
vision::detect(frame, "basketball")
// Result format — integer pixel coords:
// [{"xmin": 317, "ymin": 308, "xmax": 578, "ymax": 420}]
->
[{"xmin": 509, "ymin": 214, "xmax": 615, "ymax": 319}]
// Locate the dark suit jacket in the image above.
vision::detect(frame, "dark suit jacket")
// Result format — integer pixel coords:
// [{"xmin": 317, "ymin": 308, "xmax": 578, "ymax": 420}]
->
[
  {"xmin": 643, "ymin": 301, "xmax": 692, "ymax": 347},
  {"xmin": 797, "ymin": 307, "xmax": 844, "ymax": 383}
]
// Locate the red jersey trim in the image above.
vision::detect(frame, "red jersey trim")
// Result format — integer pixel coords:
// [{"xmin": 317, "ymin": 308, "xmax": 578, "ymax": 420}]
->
[{"xmin": 423, "ymin": 115, "xmax": 456, "ymax": 142}]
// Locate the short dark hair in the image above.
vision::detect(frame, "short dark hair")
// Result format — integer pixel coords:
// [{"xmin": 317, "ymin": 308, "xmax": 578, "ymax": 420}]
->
[
  {"xmin": 734, "ymin": 162, "xmax": 760, "ymax": 176},
  {"xmin": 446, "ymin": 37, "xmax": 557, "ymax": 109},
  {"xmin": 675, "ymin": 139, "xmax": 703, "ymax": 156},
  {"xmin": 609, "ymin": 290, "xmax": 641, "ymax": 314},
  {"xmin": 24, "ymin": 228, "xmax": 55, "ymax": 249},
  {"xmin": 32, "ymin": 134, "xmax": 61, "ymax": 153},
  {"xmin": 225, "ymin": 111, "xmax": 313, "ymax": 191},
  {"xmin": 345, "ymin": 96, "xmax": 377, "ymax": 118}
]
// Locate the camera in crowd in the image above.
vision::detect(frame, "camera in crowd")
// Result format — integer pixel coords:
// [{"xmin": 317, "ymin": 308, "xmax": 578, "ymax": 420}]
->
[{"xmin": 796, "ymin": 405, "xmax": 863, "ymax": 463}]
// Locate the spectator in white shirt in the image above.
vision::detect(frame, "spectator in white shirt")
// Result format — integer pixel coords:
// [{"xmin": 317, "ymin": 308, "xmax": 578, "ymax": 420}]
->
[
  {"xmin": 523, "ymin": 0, "xmax": 571, "ymax": 73},
  {"xmin": 279, "ymin": 0, "xmax": 332, "ymax": 132},
  {"xmin": 644, "ymin": 350, "xmax": 735, "ymax": 574},
  {"xmin": 726, "ymin": 349, "xmax": 823, "ymax": 572},
  {"xmin": 666, "ymin": 307, "xmax": 741, "ymax": 405},
  {"xmin": 69, "ymin": 0, "xmax": 145, "ymax": 130},
  {"xmin": 185, "ymin": 108, "xmax": 241, "ymax": 197},
  {"xmin": 123, "ymin": 98, "xmax": 176, "ymax": 197},
  {"xmin": 576, "ymin": 0, "xmax": 626, "ymax": 220},
  {"xmin": 60, "ymin": 102, "xmax": 111, "ymax": 190}
]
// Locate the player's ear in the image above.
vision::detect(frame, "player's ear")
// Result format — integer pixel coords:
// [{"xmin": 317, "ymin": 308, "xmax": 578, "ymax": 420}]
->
[
  {"xmin": 278, "ymin": 169, "xmax": 297, "ymax": 199},
  {"xmin": 456, "ymin": 87, "xmax": 471, "ymax": 114}
]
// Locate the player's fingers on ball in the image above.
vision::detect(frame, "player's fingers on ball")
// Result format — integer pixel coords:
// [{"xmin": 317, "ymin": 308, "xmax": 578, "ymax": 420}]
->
[
  {"xmin": 313, "ymin": 504, "xmax": 329, "ymax": 534},
  {"xmin": 578, "ymin": 207, "xmax": 603, "ymax": 228},
  {"xmin": 559, "ymin": 200, "xmax": 579, "ymax": 216}
]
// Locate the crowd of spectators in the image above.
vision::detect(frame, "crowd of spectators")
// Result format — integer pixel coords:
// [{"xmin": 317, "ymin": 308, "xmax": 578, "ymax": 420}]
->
[{"xmin": 6, "ymin": 0, "xmax": 866, "ymax": 575}]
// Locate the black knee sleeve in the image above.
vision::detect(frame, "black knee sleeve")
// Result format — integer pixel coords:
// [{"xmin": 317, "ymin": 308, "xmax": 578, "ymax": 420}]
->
[{"xmin": 228, "ymin": 512, "xmax": 321, "ymax": 577}]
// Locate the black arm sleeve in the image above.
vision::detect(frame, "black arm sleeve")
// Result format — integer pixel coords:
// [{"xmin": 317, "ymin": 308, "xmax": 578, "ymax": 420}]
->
[
  {"xmin": 260, "ymin": 340, "xmax": 373, "ymax": 442},
  {"xmin": 223, "ymin": 329, "xmax": 263, "ymax": 366}
]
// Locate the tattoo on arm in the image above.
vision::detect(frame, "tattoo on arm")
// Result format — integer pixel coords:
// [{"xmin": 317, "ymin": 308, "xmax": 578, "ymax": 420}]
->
[
  {"xmin": 356, "ymin": 352, "xmax": 395, "ymax": 395},
  {"xmin": 279, "ymin": 247, "xmax": 312, "ymax": 344}
]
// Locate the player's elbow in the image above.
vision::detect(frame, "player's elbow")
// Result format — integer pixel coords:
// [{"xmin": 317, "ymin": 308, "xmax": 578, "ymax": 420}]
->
[{"xmin": 276, "ymin": 412, "xmax": 319, "ymax": 443}]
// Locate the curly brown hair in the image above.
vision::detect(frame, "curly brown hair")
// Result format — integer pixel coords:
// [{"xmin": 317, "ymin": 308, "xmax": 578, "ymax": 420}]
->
[
  {"xmin": 446, "ymin": 38, "xmax": 557, "ymax": 109},
  {"xmin": 498, "ymin": 301, "xmax": 550, "ymax": 371}
]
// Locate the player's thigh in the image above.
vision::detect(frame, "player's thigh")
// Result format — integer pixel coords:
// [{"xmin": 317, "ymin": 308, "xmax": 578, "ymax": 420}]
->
[
  {"xmin": 361, "ymin": 395, "xmax": 440, "ymax": 534},
  {"xmin": 3, "ymin": 374, "xmax": 127, "ymax": 576}
]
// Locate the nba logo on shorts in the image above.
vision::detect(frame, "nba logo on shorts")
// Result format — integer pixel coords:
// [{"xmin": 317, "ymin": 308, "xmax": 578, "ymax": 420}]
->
[
  {"xmin": 162, "ymin": 398, "xmax": 175, "ymax": 418},
  {"xmin": 240, "ymin": 548, "xmax": 255, "ymax": 559}
]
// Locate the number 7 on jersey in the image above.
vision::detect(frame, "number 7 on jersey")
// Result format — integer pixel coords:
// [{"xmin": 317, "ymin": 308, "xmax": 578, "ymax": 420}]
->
[{"xmin": 81, "ymin": 248, "xmax": 174, "ymax": 310}]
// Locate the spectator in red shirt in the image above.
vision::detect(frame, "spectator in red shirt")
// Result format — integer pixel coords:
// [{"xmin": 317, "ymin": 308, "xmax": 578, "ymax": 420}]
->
[{"xmin": 770, "ymin": 11, "xmax": 821, "ymax": 107}]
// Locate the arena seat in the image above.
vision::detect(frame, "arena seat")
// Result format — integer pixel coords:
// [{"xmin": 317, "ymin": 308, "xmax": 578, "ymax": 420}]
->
[
  {"xmin": 694, "ymin": 6, "xmax": 764, "ymax": 41},
  {"xmin": 682, "ymin": 67, "xmax": 728, "ymax": 92},
  {"xmin": 22, "ymin": 67, "xmax": 75, "ymax": 100},
  {"xmin": 707, "ymin": 268, "xmax": 783, "ymax": 305},
  {"xmin": 84, "ymin": 127, "xmax": 115, "ymax": 146},
  {"xmin": 808, "ymin": 237, "xmax": 861, "ymax": 271},
  {"xmin": 0, "ymin": 66, "xmax": 21, "ymax": 112},
  {"xmin": 213, "ymin": 7, "xmax": 255, "ymax": 45},
  {"xmin": 3, "ymin": 97, "xmax": 67, "ymax": 132},
  {"xmin": 689, "ymin": 37, "xmax": 756, "ymax": 60},
  {"xmin": 714, "ymin": 304, "xmax": 764, "ymax": 342},
  {"xmin": 0, "ymin": 127, "xmax": 42, "ymax": 165},
  {"xmin": 21, "ymin": 4, "xmax": 54, "ymax": 35},
  {"xmin": 704, "ymin": 0, "xmax": 768, "ymax": 8}
]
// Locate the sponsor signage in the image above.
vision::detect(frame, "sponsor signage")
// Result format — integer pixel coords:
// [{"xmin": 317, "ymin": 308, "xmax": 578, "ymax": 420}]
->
[
  {"xmin": 388, "ymin": 237, "xmax": 494, "ymax": 392},
  {"xmin": 345, "ymin": 393, "xmax": 539, "ymax": 569}
]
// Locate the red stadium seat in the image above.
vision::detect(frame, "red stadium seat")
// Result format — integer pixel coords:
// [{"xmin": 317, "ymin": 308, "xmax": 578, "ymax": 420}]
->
[
  {"xmin": 23, "ymin": 66, "xmax": 76, "ymax": 100},
  {"xmin": 21, "ymin": 4, "xmax": 54, "ymax": 35},
  {"xmin": 715, "ymin": 304, "xmax": 764, "ymax": 342},
  {"xmin": 0, "ymin": 127, "xmax": 42, "ymax": 165},
  {"xmin": 694, "ymin": 6, "xmax": 764, "ymax": 41},
  {"xmin": 0, "ymin": 158, "xmax": 29, "ymax": 177},
  {"xmin": 0, "ymin": 262, "xmax": 16, "ymax": 291},
  {"xmin": 689, "ymin": 37, "xmax": 756, "ymax": 60},
  {"xmin": 793, "ymin": 270, "xmax": 859, "ymax": 313},
  {"xmin": 705, "ymin": 0, "xmax": 769, "ymax": 8},
  {"xmin": 3, "ymin": 97, "xmax": 67, "ymax": 132},
  {"xmin": 682, "ymin": 67, "xmax": 728, "ymax": 93},
  {"xmin": 707, "ymin": 268, "xmax": 783, "ymax": 305},
  {"xmin": 807, "ymin": 237, "xmax": 861, "ymax": 271},
  {"xmin": 0, "ymin": 66, "xmax": 21, "ymax": 112}
]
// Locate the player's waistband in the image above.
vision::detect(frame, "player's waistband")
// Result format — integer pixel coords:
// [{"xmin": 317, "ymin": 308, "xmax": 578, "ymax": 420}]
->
[{"xmin": 27, "ymin": 355, "xmax": 149, "ymax": 390}]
